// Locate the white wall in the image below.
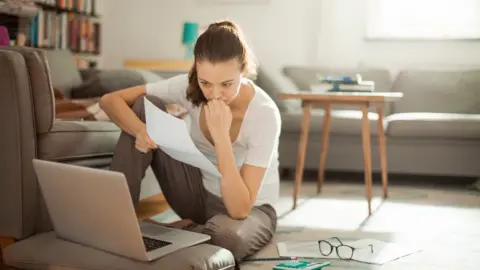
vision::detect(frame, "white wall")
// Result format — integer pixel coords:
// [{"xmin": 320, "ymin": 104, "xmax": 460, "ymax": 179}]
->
[
  {"xmin": 100, "ymin": 0, "xmax": 320, "ymax": 71},
  {"xmin": 317, "ymin": 0, "xmax": 480, "ymax": 72},
  {"xmin": 100, "ymin": 0, "xmax": 480, "ymax": 73}
]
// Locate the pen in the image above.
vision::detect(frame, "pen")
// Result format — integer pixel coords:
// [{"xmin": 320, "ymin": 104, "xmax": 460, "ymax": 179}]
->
[{"xmin": 242, "ymin": 256, "xmax": 300, "ymax": 262}]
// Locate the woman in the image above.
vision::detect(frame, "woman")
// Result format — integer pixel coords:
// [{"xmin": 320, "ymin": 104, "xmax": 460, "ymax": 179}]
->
[{"xmin": 99, "ymin": 20, "xmax": 281, "ymax": 262}]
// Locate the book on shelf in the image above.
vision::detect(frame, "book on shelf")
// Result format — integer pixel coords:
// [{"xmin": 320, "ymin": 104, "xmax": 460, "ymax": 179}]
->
[
  {"xmin": 0, "ymin": 0, "xmax": 101, "ymax": 54},
  {"xmin": 35, "ymin": 0, "xmax": 97, "ymax": 15},
  {"xmin": 27, "ymin": 7, "xmax": 101, "ymax": 54}
]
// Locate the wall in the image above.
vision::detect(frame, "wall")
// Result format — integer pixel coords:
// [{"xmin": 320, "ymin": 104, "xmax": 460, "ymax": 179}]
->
[
  {"xmin": 317, "ymin": 0, "xmax": 480, "ymax": 72},
  {"xmin": 101, "ymin": 0, "xmax": 480, "ymax": 74},
  {"xmin": 100, "ymin": 0, "xmax": 320, "ymax": 73}
]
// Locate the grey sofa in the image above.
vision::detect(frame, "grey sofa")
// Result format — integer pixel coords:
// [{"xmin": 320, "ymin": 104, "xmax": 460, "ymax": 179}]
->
[
  {"xmin": 0, "ymin": 47, "xmax": 235, "ymax": 269},
  {"xmin": 258, "ymin": 66, "xmax": 480, "ymax": 180}
]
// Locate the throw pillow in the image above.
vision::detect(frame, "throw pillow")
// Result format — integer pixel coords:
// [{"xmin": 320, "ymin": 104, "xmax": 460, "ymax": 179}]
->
[{"xmin": 70, "ymin": 69, "xmax": 147, "ymax": 99}]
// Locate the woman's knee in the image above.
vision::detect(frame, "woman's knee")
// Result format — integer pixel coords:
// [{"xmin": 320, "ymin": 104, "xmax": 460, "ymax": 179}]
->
[
  {"xmin": 205, "ymin": 215, "xmax": 248, "ymax": 260},
  {"xmin": 204, "ymin": 213, "xmax": 274, "ymax": 261}
]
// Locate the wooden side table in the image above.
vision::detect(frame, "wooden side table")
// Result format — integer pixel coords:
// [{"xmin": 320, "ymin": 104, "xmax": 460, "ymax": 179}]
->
[{"xmin": 279, "ymin": 91, "xmax": 404, "ymax": 215}]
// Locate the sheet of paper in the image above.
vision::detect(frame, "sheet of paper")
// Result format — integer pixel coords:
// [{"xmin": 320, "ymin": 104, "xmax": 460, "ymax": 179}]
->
[
  {"xmin": 144, "ymin": 98, "xmax": 221, "ymax": 177},
  {"xmin": 349, "ymin": 239, "xmax": 422, "ymax": 265},
  {"xmin": 277, "ymin": 239, "xmax": 422, "ymax": 265}
]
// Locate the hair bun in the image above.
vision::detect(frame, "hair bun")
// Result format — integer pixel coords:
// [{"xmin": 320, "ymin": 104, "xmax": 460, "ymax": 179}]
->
[{"xmin": 209, "ymin": 20, "xmax": 238, "ymax": 31}]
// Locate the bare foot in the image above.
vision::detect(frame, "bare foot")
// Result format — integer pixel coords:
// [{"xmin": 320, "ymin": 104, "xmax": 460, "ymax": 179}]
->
[{"xmin": 145, "ymin": 219, "xmax": 194, "ymax": 229}]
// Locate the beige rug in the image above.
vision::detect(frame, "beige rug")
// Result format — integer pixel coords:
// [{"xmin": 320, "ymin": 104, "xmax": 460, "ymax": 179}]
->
[
  {"xmin": 152, "ymin": 180, "xmax": 480, "ymax": 269},
  {"xmin": 240, "ymin": 224, "xmax": 479, "ymax": 270}
]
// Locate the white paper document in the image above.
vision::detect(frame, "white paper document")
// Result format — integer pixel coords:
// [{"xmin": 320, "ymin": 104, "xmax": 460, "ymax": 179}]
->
[
  {"xmin": 144, "ymin": 98, "xmax": 221, "ymax": 177},
  {"xmin": 277, "ymin": 238, "xmax": 422, "ymax": 265}
]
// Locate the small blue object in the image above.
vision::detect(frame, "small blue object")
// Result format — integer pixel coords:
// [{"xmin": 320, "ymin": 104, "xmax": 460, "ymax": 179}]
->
[
  {"xmin": 319, "ymin": 75, "xmax": 356, "ymax": 84},
  {"xmin": 182, "ymin": 21, "xmax": 199, "ymax": 44},
  {"xmin": 273, "ymin": 260, "xmax": 331, "ymax": 270}
]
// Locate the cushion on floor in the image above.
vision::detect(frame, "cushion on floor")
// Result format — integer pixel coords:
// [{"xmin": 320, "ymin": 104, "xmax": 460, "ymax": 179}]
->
[{"xmin": 3, "ymin": 231, "xmax": 235, "ymax": 270}]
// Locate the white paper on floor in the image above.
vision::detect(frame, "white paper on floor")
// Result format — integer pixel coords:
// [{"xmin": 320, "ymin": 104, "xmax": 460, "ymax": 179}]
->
[{"xmin": 277, "ymin": 238, "xmax": 423, "ymax": 265}]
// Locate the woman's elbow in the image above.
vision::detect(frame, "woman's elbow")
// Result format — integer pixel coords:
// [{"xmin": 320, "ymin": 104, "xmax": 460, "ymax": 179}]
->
[
  {"xmin": 229, "ymin": 212, "xmax": 248, "ymax": 220},
  {"xmin": 227, "ymin": 207, "xmax": 250, "ymax": 220}
]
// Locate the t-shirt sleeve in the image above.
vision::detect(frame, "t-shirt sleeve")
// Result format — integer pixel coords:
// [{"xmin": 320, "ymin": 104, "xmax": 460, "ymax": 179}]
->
[
  {"xmin": 145, "ymin": 74, "xmax": 191, "ymax": 108},
  {"xmin": 244, "ymin": 105, "xmax": 281, "ymax": 168}
]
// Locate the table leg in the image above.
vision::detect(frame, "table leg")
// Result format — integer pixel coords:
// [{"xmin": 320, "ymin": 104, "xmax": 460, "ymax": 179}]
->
[
  {"xmin": 292, "ymin": 103, "xmax": 312, "ymax": 209},
  {"xmin": 376, "ymin": 106, "xmax": 388, "ymax": 198},
  {"xmin": 361, "ymin": 104, "xmax": 373, "ymax": 216},
  {"xmin": 317, "ymin": 103, "xmax": 332, "ymax": 194}
]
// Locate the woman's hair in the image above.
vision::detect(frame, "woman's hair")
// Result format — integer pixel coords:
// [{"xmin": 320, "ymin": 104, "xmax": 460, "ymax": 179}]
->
[{"xmin": 187, "ymin": 20, "xmax": 258, "ymax": 106}]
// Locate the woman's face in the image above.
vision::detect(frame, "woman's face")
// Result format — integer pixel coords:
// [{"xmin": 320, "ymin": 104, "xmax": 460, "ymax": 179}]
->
[{"xmin": 196, "ymin": 58, "xmax": 243, "ymax": 105}]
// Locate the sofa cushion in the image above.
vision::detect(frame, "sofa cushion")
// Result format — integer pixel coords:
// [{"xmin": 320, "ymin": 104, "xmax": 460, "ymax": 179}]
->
[
  {"xmin": 283, "ymin": 66, "xmax": 393, "ymax": 92},
  {"xmin": 254, "ymin": 67, "xmax": 302, "ymax": 113},
  {"xmin": 4, "ymin": 231, "xmax": 235, "ymax": 270},
  {"xmin": 281, "ymin": 109, "xmax": 384, "ymax": 136},
  {"xmin": 282, "ymin": 66, "xmax": 394, "ymax": 114},
  {"xmin": 71, "ymin": 69, "xmax": 150, "ymax": 99},
  {"xmin": 43, "ymin": 49, "xmax": 84, "ymax": 98},
  {"xmin": 386, "ymin": 112, "xmax": 480, "ymax": 139},
  {"xmin": 37, "ymin": 120, "xmax": 121, "ymax": 161},
  {"xmin": 0, "ymin": 46, "xmax": 56, "ymax": 134},
  {"xmin": 391, "ymin": 69, "xmax": 480, "ymax": 114}
]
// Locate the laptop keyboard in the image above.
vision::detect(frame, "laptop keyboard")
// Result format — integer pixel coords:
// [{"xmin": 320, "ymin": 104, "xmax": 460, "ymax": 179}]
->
[{"xmin": 142, "ymin": 236, "xmax": 172, "ymax": 252}]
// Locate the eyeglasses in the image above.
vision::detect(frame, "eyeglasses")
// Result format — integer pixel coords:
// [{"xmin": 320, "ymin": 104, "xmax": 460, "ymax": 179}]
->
[{"xmin": 318, "ymin": 237, "xmax": 374, "ymax": 260}]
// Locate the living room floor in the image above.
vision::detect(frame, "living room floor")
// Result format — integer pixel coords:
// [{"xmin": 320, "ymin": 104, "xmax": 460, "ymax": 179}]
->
[{"xmin": 152, "ymin": 174, "xmax": 480, "ymax": 269}]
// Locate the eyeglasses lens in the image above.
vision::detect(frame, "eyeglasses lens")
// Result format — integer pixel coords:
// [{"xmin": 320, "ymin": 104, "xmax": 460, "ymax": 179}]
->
[
  {"xmin": 319, "ymin": 241, "xmax": 332, "ymax": 256},
  {"xmin": 337, "ymin": 245, "xmax": 354, "ymax": 260}
]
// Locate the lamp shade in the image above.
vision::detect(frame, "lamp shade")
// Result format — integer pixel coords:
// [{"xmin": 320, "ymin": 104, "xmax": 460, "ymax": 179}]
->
[
  {"xmin": 0, "ymin": 26, "xmax": 11, "ymax": 46},
  {"xmin": 182, "ymin": 22, "xmax": 199, "ymax": 45}
]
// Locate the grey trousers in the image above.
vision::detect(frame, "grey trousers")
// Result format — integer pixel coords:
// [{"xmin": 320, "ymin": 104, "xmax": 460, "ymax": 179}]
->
[{"xmin": 110, "ymin": 96, "xmax": 277, "ymax": 262}]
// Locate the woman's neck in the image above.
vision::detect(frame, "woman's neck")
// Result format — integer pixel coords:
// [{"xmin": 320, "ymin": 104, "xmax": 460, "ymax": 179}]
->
[{"xmin": 228, "ymin": 80, "xmax": 254, "ymax": 115}]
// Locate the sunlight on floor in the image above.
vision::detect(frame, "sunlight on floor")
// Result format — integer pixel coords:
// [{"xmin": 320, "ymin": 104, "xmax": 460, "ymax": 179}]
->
[
  {"xmin": 276, "ymin": 197, "xmax": 383, "ymax": 230},
  {"xmin": 275, "ymin": 181, "xmax": 480, "ymax": 239}
]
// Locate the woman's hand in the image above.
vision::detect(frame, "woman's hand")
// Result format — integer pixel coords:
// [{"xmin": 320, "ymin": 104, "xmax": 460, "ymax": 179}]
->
[
  {"xmin": 205, "ymin": 99, "xmax": 232, "ymax": 143},
  {"xmin": 135, "ymin": 127, "xmax": 158, "ymax": 153}
]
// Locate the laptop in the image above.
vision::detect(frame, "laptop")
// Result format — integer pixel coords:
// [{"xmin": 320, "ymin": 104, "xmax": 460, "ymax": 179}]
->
[{"xmin": 32, "ymin": 159, "xmax": 211, "ymax": 262}]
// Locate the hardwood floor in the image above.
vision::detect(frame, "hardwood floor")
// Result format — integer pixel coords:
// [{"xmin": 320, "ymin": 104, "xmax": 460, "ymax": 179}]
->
[
  {"xmin": 136, "ymin": 192, "xmax": 170, "ymax": 221},
  {"xmin": 0, "ymin": 237, "xmax": 15, "ymax": 266}
]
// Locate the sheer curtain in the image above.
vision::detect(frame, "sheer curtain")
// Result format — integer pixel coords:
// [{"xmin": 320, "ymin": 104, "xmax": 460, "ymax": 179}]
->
[{"xmin": 366, "ymin": 0, "xmax": 480, "ymax": 40}]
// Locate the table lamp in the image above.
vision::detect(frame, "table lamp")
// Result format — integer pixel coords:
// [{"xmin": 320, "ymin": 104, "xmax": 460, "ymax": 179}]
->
[
  {"xmin": 0, "ymin": 26, "xmax": 11, "ymax": 46},
  {"xmin": 182, "ymin": 21, "xmax": 198, "ymax": 59}
]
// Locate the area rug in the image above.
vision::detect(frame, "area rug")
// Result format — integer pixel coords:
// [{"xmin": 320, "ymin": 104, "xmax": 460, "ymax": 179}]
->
[
  {"xmin": 151, "ymin": 181, "xmax": 480, "ymax": 269},
  {"xmin": 240, "ymin": 226, "xmax": 480, "ymax": 270}
]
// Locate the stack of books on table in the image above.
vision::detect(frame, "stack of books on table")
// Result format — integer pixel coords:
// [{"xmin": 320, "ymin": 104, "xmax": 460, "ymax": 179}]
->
[{"xmin": 310, "ymin": 74, "xmax": 375, "ymax": 93}]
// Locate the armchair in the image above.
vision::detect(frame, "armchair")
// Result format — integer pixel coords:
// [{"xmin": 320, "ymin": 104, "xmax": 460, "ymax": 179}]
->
[
  {"xmin": 0, "ymin": 45, "xmax": 121, "ymax": 244},
  {"xmin": 0, "ymin": 47, "xmax": 235, "ymax": 269}
]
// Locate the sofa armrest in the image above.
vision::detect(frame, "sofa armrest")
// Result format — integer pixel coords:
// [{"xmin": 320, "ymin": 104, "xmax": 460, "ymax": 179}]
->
[{"xmin": 0, "ymin": 49, "xmax": 38, "ymax": 239}]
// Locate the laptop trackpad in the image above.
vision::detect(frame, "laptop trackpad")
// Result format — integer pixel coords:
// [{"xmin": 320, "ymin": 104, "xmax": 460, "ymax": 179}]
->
[{"xmin": 139, "ymin": 221, "xmax": 176, "ymax": 237}]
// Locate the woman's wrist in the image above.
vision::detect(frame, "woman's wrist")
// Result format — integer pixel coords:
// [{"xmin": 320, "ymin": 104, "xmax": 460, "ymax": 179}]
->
[
  {"xmin": 213, "ymin": 130, "xmax": 230, "ymax": 145},
  {"xmin": 132, "ymin": 122, "xmax": 147, "ymax": 138}
]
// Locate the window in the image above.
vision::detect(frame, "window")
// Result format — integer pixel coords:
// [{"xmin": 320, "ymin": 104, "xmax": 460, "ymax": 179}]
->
[{"xmin": 366, "ymin": 0, "xmax": 480, "ymax": 40}]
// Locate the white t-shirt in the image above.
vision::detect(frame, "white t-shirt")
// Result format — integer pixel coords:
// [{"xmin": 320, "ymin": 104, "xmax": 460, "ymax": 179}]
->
[{"xmin": 145, "ymin": 74, "xmax": 281, "ymax": 207}]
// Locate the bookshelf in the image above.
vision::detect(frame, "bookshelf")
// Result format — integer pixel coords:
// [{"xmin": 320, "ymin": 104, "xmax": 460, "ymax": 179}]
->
[{"xmin": 0, "ymin": 0, "xmax": 102, "ymax": 68}]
